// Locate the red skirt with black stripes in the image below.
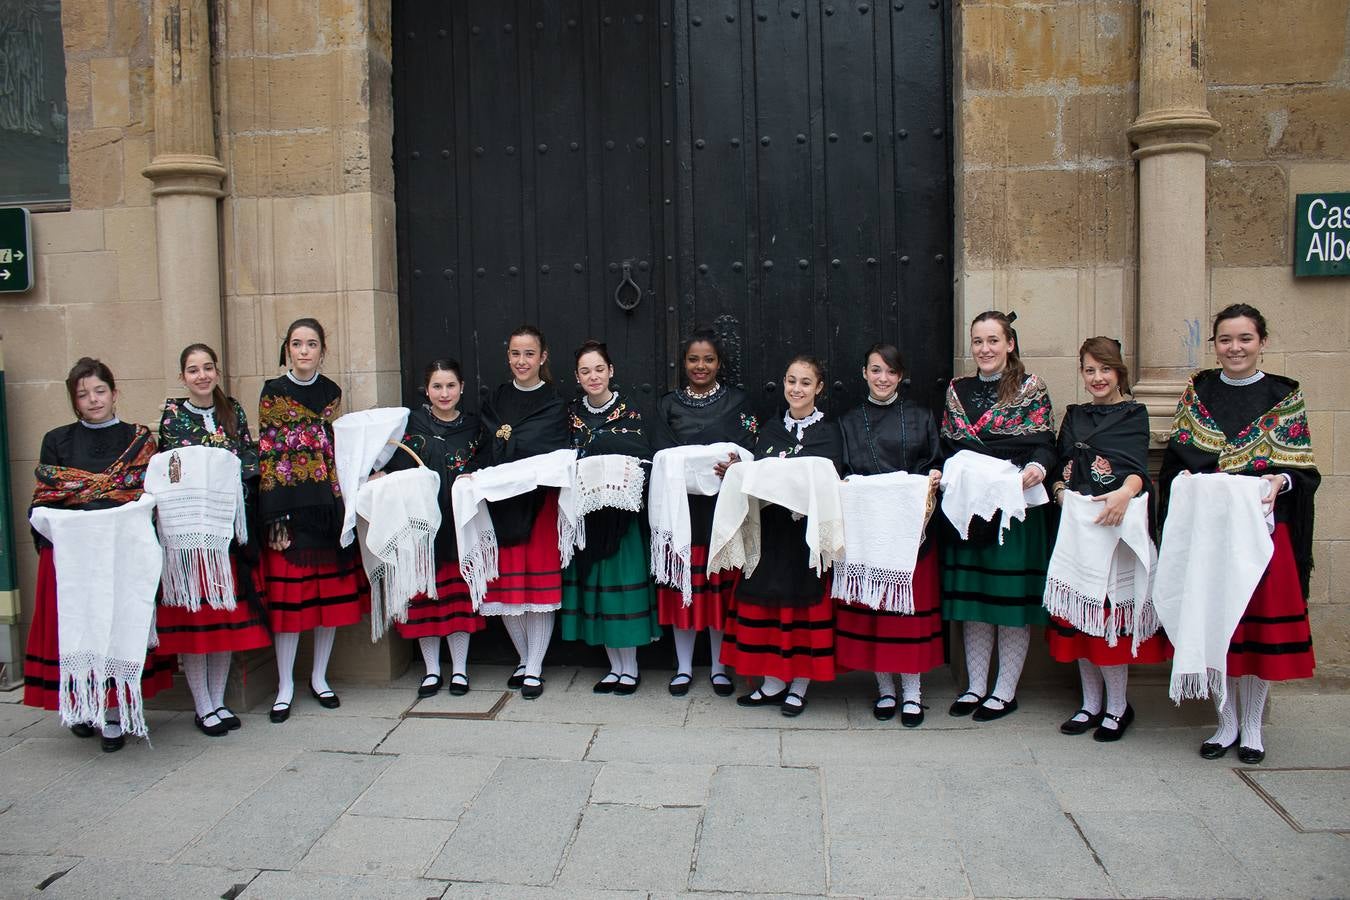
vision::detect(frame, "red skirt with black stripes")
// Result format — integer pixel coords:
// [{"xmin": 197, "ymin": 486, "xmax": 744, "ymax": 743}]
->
[
  {"xmin": 480, "ymin": 489, "xmax": 564, "ymax": 615},
  {"xmin": 720, "ymin": 587, "xmax": 836, "ymax": 681},
  {"xmin": 155, "ymin": 554, "xmax": 272, "ymax": 655},
  {"xmin": 1226, "ymin": 523, "xmax": 1315, "ymax": 681},
  {"xmin": 656, "ymin": 543, "xmax": 735, "ymax": 631},
  {"xmin": 834, "ymin": 542, "xmax": 945, "ymax": 675},
  {"xmin": 396, "ymin": 559, "xmax": 487, "ymax": 638},
  {"xmin": 23, "ymin": 547, "xmax": 176, "ymax": 711},
  {"xmin": 260, "ymin": 547, "xmax": 369, "ymax": 633}
]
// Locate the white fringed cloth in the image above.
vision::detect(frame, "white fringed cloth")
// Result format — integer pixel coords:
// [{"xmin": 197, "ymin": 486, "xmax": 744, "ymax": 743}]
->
[
  {"xmin": 355, "ymin": 467, "xmax": 442, "ymax": 642},
  {"xmin": 29, "ymin": 494, "xmax": 161, "ymax": 737},
  {"xmin": 334, "ymin": 407, "xmax": 410, "ymax": 548},
  {"xmin": 144, "ymin": 445, "xmax": 246, "ymax": 611},
  {"xmin": 648, "ymin": 442, "xmax": 743, "ymax": 605},
  {"xmin": 1043, "ymin": 490, "xmax": 1158, "ymax": 654},
  {"xmin": 707, "ymin": 456, "xmax": 844, "ymax": 579},
  {"xmin": 451, "ymin": 448, "xmax": 580, "ymax": 608},
  {"xmin": 939, "ymin": 449, "xmax": 1049, "ymax": 545},
  {"xmin": 1154, "ymin": 473, "xmax": 1274, "ymax": 706},
  {"xmin": 575, "ymin": 454, "xmax": 646, "ymax": 517},
  {"xmin": 831, "ymin": 472, "xmax": 932, "ymax": 614}
]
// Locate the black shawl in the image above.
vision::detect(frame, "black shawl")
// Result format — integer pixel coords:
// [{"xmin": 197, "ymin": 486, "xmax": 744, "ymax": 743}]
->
[
  {"xmin": 476, "ymin": 382, "xmax": 570, "ymax": 546},
  {"xmin": 1055, "ymin": 401, "xmax": 1154, "ymax": 528},
  {"xmin": 650, "ymin": 384, "xmax": 759, "ymax": 452},
  {"xmin": 256, "ymin": 374, "xmax": 345, "ymax": 558},
  {"xmin": 383, "ymin": 405, "xmax": 481, "ymax": 563}
]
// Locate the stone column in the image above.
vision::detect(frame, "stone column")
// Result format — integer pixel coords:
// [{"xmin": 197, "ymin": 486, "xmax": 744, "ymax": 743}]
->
[
  {"xmin": 1127, "ymin": 0, "xmax": 1220, "ymax": 434},
  {"xmin": 142, "ymin": 0, "xmax": 227, "ymax": 388}
]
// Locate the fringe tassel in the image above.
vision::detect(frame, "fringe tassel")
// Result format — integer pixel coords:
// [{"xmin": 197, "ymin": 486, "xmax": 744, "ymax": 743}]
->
[
  {"xmin": 649, "ymin": 529, "xmax": 693, "ymax": 606},
  {"xmin": 367, "ymin": 521, "xmax": 438, "ymax": 642},
  {"xmin": 557, "ymin": 507, "xmax": 582, "ymax": 570},
  {"xmin": 1168, "ymin": 667, "xmax": 1226, "ymax": 706},
  {"xmin": 831, "ymin": 564, "xmax": 916, "ymax": 614},
  {"xmin": 461, "ymin": 531, "xmax": 500, "ymax": 610},
  {"xmin": 57, "ymin": 652, "xmax": 148, "ymax": 738},
  {"xmin": 159, "ymin": 544, "xmax": 237, "ymax": 611}
]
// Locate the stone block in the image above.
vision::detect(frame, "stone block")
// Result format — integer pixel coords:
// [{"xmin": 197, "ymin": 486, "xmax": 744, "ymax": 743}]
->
[
  {"xmin": 1207, "ymin": 0, "xmax": 1350, "ymax": 85},
  {"xmin": 298, "ymin": 813, "xmax": 453, "ymax": 878},
  {"xmin": 228, "ymin": 131, "xmax": 338, "ymax": 199},
  {"xmin": 62, "ymin": 0, "xmax": 110, "ymax": 51},
  {"xmin": 269, "ymin": 292, "xmax": 342, "ymax": 369},
  {"xmin": 42, "ymin": 860, "xmax": 259, "ymax": 900},
  {"xmin": 120, "ymin": 133, "xmax": 153, "ymax": 206},
  {"xmin": 1210, "ymin": 266, "xmax": 1349, "ymax": 353},
  {"xmin": 379, "ymin": 717, "xmax": 596, "ymax": 760},
  {"xmin": 1285, "ymin": 351, "xmax": 1348, "ymax": 413},
  {"xmin": 340, "ymin": 124, "xmax": 377, "ymax": 194},
  {"xmin": 90, "ymin": 56, "xmax": 131, "ymax": 128},
  {"xmin": 0, "ymin": 855, "xmax": 82, "ymax": 898},
  {"xmin": 1335, "ymin": 412, "xmax": 1350, "ymax": 475},
  {"xmin": 223, "ymin": 197, "xmax": 274, "ymax": 297},
  {"xmin": 1006, "ymin": 269, "xmax": 1080, "ymax": 358},
  {"xmin": 586, "ymin": 724, "xmax": 780, "ymax": 765},
  {"xmin": 5, "ymin": 383, "xmax": 78, "ymax": 461},
  {"xmin": 1063, "ymin": 90, "xmax": 1136, "ymax": 162},
  {"xmin": 558, "ymin": 804, "xmax": 701, "ymax": 892},
  {"xmin": 272, "ymin": 196, "xmax": 339, "ymax": 294},
  {"xmin": 32, "ymin": 210, "xmax": 104, "ymax": 255},
  {"xmin": 1089, "ymin": 265, "xmax": 1129, "ymax": 341},
  {"xmin": 961, "ymin": 3, "xmax": 1136, "ymax": 92},
  {"xmin": 1075, "ymin": 810, "xmax": 1259, "ymax": 898},
  {"xmin": 68, "ymin": 128, "xmax": 124, "ymax": 208},
  {"xmin": 349, "ymin": 753, "xmax": 500, "ymax": 820},
  {"xmin": 109, "ymin": 1, "xmax": 148, "ymax": 57},
  {"xmin": 224, "ymin": 294, "xmax": 262, "ymax": 379},
  {"xmin": 1207, "ymin": 164, "xmax": 1289, "ymax": 267},
  {"xmin": 1311, "ymin": 540, "xmax": 1347, "ymax": 606},
  {"xmin": 263, "ymin": 0, "xmax": 322, "ymax": 53},
  {"xmin": 962, "ymin": 168, "xmax": 1130, "ymax": 267},
  {"xmin": 589, "ymin": 762, "xmax": 714, "ymax": 807},
  {"xmin": 239, "ymin": 871, "xmax": 446, "ymax": 900},
  {"xmin": 961, "ymin": 94, "xmax": 1058, "ymax": 167},
  {"xmin": 112, "ymin": 376, "xmax": 172, "ymax": 430},
  {"xmin": 46, "ymin": 250, "xmax": 119, "ymax": 305},
  {"xmin": 103, "ymin": 206, "xmax": 160, "ymax": 301},
  {"xmin": 1312, "ymin": 475, "xmax": 1350, "ymax": 542},
  {"xmin": 0, "ymin": 306, "xmax": 69, "ymax": 382},
  {"xmin": 1209, "ymin": 87, "xmax": 1350, "ymax": 162},
  {"xmin": 426, "ymin": 757, "xmax": 600, "ymax": 885},
  {"xmin": 65, "ymin": 301, "xmax": 163, "ymax": 380},
  {"xmin": 0, "ymin": 738, "xmax": 100, "ymax": 809}
]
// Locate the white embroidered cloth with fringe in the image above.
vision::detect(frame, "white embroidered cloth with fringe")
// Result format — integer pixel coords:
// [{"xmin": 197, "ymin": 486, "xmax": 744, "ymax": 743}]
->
[
  {"xmin": 144, "ymin": 445, "xmax": 246, "ymax": 611},
  {"xmin": 30, "ymin": 494, "xmax": 161, "ymax": 738},
  {"xmin": 648, "ymin": 442, "xmax": 744, "ymax": 605},
  {"xmin": 707, "ymin": 456, "xmax": 843, "ymax": 579},
  {"xmin": 355, "ymin": 466, "xmax": 442, "ymax": 641},
  {"xmin": 1043, "ymin": 490, "xmax": 1158, "ymax": 654},
  {"xmin": 832, "ymin": 472, "xmax": 931, "ymax": 615},
  {"xmin": 939, "ymin": 449, "xmax": 1048, "ymax": 545},
  {"xmin": 334, "ymin": 407, "xmax": 410, "ymax": 548},
  {"xmin": 575, "ymin": 454, "xmax": 646, "ymax": 517}
]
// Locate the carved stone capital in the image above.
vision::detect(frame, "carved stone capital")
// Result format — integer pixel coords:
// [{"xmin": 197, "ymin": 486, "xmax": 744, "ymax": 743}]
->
[
  {"xmin": 142, "ymin": 153, "xmax": 227, "ymax": 198},
  {"xmin": 1128, "ymin": 108, "xmax": 1222, "ymax": 159}
]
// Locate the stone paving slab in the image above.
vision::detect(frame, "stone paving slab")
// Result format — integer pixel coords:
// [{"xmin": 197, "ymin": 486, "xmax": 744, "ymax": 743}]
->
[
  {"xmin": 149, "ymin": 709, "xmax": 395, "ymax": 753},
  {"xmin": 1075, "ymin": 809, "xmax": 1258, "ymax": 898},
  {"xmin": 447, "ymin": 886, "xmax": 646, "ymax": 899},
  {"xmin": 557, "ymin": 803, "xmax": 702, "ymax": 891},
  {"xmin": 410, "ymin": 687, "xmax": 508, "ymax": 717},
  {"xmin": 0, "ymin": 738, "xmax": 97, "ymax": 809},
  {"xmin": 781, "ymin": 723, "xmax": 1035, "ymax": 768},
  {"xmin": 297, "ymin": 812, "xmax": 453, "ymax": 878},
  {"xmin": 829, "ymin": 834, "xmax": 969, "ymax": 898},
  {"xmin": 38, "ymin": 859, "xmax": 258, "ymax": 900},
  {"xmin": 0, "ymin": 853, "xmax": 81, "ymax": 899},
  {"xmin": 349, "ymin": 753, "xmax": 500, "ymax": 820},
  {"xmin": 378, "ymin": 717, "xmax": 596, "ymax": 759},
  {"xmin": 498, "ymin": 687, "xmax": 692, "ymax": 727},
  {"xmin": 254, "ymin": 685, "xmax": 412, "ymax": 719},
  {"xmin": 690, "ymin": 766, "xmax": 826, "ymax": 894},
  {"xmin": 684, "ymin": 692, "xmax": 852, "ymax": 730},
  {"xmin": 178, "ymin": 750, "xmax": 391, "ymax": 870},
  {"xmin": 1246, "ymin": 768, "xmax": 1350, "ymax": 831},
  {"xmin": 586, "ymin": 725, "xmax": 781, "ymax": 766},
  {"xmin": 239, "ymin": 870, "xmax": 448, "ymax": 899},
  {"xmin": 589, "ymin": 761, "xmax": 714, "ymax": 807},
  {"xmin": 0, "ymin": 703, "xmax": 47, "ymax": 738},
  {"xmin": 426, "ymin": 757, "xmax": 600, "ymax": 885}
]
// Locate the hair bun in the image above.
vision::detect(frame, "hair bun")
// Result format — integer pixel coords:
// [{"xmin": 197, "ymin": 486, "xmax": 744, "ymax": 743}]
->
[{"xmin": 1006, "ymin": 311, "xmax": 1018, "ymax": 324}]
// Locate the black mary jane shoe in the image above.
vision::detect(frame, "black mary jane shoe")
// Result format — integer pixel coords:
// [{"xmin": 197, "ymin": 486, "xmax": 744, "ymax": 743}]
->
[
  {"xmin": 948, "ymin": 691, "xmax": 984, "ymax": 717},
  {"xmin": 194, "ymin": 713, "xmax": 230, "ymax": 737},
  {"xmin": 900, "ymin": 700, "xmax": 927, "ymax": 729},
  {"xmin": 1060, "ymin": 708, "xmax": 1105, "ymax": 736},
  {"xmin": 872, "ymin": 694, "xmax": 898, "ymax": 722},
  {"xmin": 593, "ymin": 672, "xmax": 621, "ymax": 694},
  {"xmin": 971, "ymin": 696, "xmax": 1018, "ymax": 722},
  {"xmin": 447, "ymin": 673, "xmax": 471, "ymax": 696},
  {"xmin": 668, "ymin": 672, "xmax": 693, "ymax": 697},
  {"xmin": 507, "ymin": 666, "xmax": 527, "ymax": 690},
  {"xmin": 1093, "ymin": 705, "xmax": 1134, "ymax": 743},
  {"xmin": 215, "ymin": 707, "xmax": 242, "ymax": 730},
  {"xmin": 269, "ymin": 702, "xmax": 291, "ymax": 724},
  {"xmin": 736, "ymin": 687, "xmax": 788, "ymax": 708},
  {"xmin": 709, "ymin": 673, "xmax": 735, "ymax": 697},
  {"xmin": 101, "ymin": 732, "xmax": 125, "ymax": 753},
  {"xmin": 69, "ymin": 723, "xmax": 96, "ymax": 739},
  {"xmin": 1237, "ymin": 745, "xmax": 1266, "ymax": 765},
  {"xmin": 613, "ymin": 674, "xmax": 641, "ymax": 696},
  {"xmin": 780, "ymin": 692, "xmax": 808, "ymax": 718},
  {"xmin": 417, "ymin": 674, "xmax": 444, "ymax": 699},
  {"xmin": 309, "ymin": 685, "xmax": 341, "ymax": 709},
  {"xmin": 1199, "ymin": 736, "xmax": 1239, "ymax": 760},
  {"xmin": 520, "ymin": 675, "xmax": 545, "ymax": 700}
]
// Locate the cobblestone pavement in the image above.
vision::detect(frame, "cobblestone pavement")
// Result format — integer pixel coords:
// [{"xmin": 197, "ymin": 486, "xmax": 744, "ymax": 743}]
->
[{"xmin": 0, "ymin": 665, "xmax": 1346, "ymax": 899}]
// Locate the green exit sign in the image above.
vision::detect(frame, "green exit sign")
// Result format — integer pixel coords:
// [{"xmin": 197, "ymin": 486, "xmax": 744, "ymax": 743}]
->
[
  {"xmin": 0, "ymin": 208, "xmax": 33, "ymax": 293},
  {"xmin": 1294, "ymin": 193, "xmax": 1350, "ymax": 277}
]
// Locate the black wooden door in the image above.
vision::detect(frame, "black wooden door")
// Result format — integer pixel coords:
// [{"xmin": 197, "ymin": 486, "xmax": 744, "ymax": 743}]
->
[{"xmin": 393, "ymin": 1, "xmax": 952, "ymax": 414}]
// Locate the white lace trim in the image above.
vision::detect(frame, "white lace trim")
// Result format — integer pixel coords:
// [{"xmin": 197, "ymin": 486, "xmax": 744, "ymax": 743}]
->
[
  {"xmin": 582, "ymin": 391, "xmax": 619, "ymax": 415},
  {"xmin": 59, "ymin": 651, "xmax": 148, "ymax": 738},
  {"xmin": 783, "ymin": 408, "xmax": 823, "ymax": 440},
  {"xmin": 1219, "ymin": 369, "xmax": 1265, "ymax": 387},
  {"xmin": 286, "ymin": 369, "xmax": 319, "ymax": 386}
]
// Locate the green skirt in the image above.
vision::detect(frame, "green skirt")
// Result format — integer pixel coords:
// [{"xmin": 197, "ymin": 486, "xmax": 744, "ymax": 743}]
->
[
  {"xmin": 941, "ymin": 505, "xmax": 1051, "ymax": 627},
  {"xmin": 560, "ymin": 519, "xmax": 661, "ymax": 648}
]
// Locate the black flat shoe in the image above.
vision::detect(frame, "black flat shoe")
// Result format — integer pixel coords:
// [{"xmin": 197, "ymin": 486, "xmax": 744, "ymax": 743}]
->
[
  {"xmin": 780, "ymin": 692, "xmax": 807, "ymax": 717},
  {"xmin": 1199, "ymin": 737, "xmax": 1238, "ymax": 760},
  {"xmin": 872, "ymin": 694, "xmax": 898, "ymax": 722},
  {"xmin": 613, "ymin": 674, "xmax": 640, "ymax": 696},
  {"xmin": 309, "ymin": 686, "xmax": 340, "ymax": 709},
  {"xmin": 1237, "ymin": 745, "xmax": 1266, "ymax": 765},
  {"xmin": 1093, "ymin": 705, "xmax": 1134, "ymax": 743},
  {"xmin": 101, "ymin": 732, "xmax": 125, "ymax": 753},
  {"xmin": 972, "ymin": 696, "xmax": 1018, "ymax": 722},
  {"xmin": 520, "ymin": 675, "xmax": 544, "ymax": 700},
  {"xmin": 948, "ymin": 691, "xmax": 984, "ymax": 717},
  {"xmin": 215, "ymin": 707, "xmax": 242, "ymax": 730},
  {"xmin": 69, "ymin": 723, "xmax": 96, "ymax": 739},
  {"xmin": 900, "ymin": 700, "xmax": 926, "ymax": 728},
  {"xmin": 447, "ymin": 673, "xmax": 470, "ymax": 696},
  {"xmin": 269, "ymin": 702, "xmax": 291, "ymax": 724},
  {"xmin": 1060, "ymin": 708, "xmax": 1105, "ymax": 735},
  {"xmin": 668, "ymin": 673, "xmax": 693, "ymax": 697},
  {"xmin": 417, "ymin": 675, "xmax": 443, "ymax": 699},
  {"xmin": 507, "ymin": 666, "xmax": 527, "ymax": 690},
  {"xmin": 194, "ymin": 713, "xmax": 230, "ymax": 737},
  {"xmin": 593, "ymin": 672, "xmax": 621, "ymax": 694},
  {"xmin": 736, "ymin": 687, "xmax": 788, "ymax": 707},
  {"xmin": 710, "ymin": 673, "xmax": 735, "ymax": 697}
]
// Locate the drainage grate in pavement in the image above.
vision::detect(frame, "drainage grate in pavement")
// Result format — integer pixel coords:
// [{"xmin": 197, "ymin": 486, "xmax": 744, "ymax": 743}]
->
[
  {"xmin": 1238, "ymin": 767, "xmax": 1350, "ymax": 833},
  {"xmin": 403, "ymin": 690, "xmax": 510, "ymax": 720}
]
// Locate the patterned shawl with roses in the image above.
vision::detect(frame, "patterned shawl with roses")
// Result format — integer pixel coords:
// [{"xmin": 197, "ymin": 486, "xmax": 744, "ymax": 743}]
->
[
  {"xmin": 1160, "ymin": 369, "xmax": 1319, "ymax": 595},
  {"xmin": 940, "ymin": 373, "xmax": 1057, "ymax": 472},
  {"xmin": 257, "ymin": 374, "xmax": 345, "ymax": 557},
  {"xmin": 1056, "ymin": 400, "xmax": 1154, "ymax": 526}
]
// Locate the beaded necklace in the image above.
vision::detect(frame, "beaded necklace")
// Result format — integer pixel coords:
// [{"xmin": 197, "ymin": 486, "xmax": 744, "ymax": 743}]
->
[{"xmin": 861, "ymin": 396, "xmax": 907, "ymax": 475}]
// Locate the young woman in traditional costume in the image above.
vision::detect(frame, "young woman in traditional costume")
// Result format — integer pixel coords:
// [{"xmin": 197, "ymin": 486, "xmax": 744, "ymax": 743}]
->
[
  {"xmin": 475, "ymin": 325, "xmax": 571, "ymax": 699},
  {"xmin": 1160, "ymin": 304, "xmax": 1318, "ymax": 764},
  {"xmin": 157, "ymin": 344, "xmax": 271, "ymax": 736},
  {"xmin": 721, "ymin": 355, "xmax": 845, "ymax": 716},
  {"xmin": 258, "ymin": 318, "xmax": 367, "ymax": 723},
  {"xmin": 1046, "ymin": 337, "xmax": 1169, "ymax": 742},
  {"xmin": 650, "ymin": 328, "xmax": 758, "ymax": 697},
  {"xmin": 380, "ymin": 359, "xmax": 484, "ymax": 699},
  {"xmin": 562, "ymin": 340, "xmax": 661, "ymax": 694},
  {"xmin": 24, "ymin": 358, "xmax": 174, "ymax": 751},
  {"xmin": 940, "ymin": 310, "xmax": 1055, "ymax": 722},
  {"xmin": 836, "ymin": 344, "xmax": 944, "ymax": 726}
]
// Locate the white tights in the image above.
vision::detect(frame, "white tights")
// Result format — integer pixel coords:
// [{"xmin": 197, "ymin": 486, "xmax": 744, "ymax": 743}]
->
[
  {"xmin": 962, "ymin": 622, "xmax": 1031, "ymax": 707},
  {"xmin": 273, "ymin": 625, "xmax": 338, "ymax": 708}
]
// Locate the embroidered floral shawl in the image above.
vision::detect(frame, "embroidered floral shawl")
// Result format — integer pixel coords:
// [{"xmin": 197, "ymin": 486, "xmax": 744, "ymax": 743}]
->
[
  {"xmin": 32, "ymin": 426, "xmax": 156, "ymax": 509},
  {"xmin": 159, "ymin": 397, "xmax": 259, "ymax": 480},
  {"xmin": 257, "ymin": 375, "xmax": 344, "ymax": 551}
]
